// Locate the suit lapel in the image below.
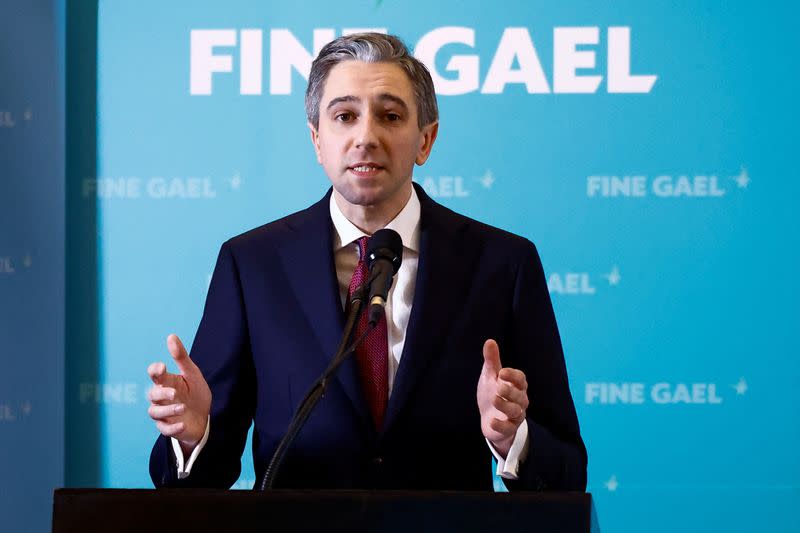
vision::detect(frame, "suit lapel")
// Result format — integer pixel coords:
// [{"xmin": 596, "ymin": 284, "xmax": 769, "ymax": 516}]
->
[
  {"xmin": 383, "ymin": 185, "xmax": 482, "ymax": 433},
  {"xmin": 278, "ymin": 190, "xmax": 370, "ymax": 424}
]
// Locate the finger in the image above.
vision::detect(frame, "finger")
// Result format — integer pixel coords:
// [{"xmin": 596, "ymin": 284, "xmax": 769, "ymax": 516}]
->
[
  {"xmin": 167, "ymin": 334, "xmax": 195, "ymax": 376},
  {"xmin": 496, "ymin": 381, "xmax": 529, "ymax": 407},
  {"xmin": 148, "ymin": 361, "xmax": 184, "ymax": 389},
  {"xmin": 147, "ymin": 361, "xmax": 167, "ymax": 383},
  {"xmin": 498, "ymin": 368, "xmax": 527, "ymax": 390},
  {"xmin": 492, "ymin": 395, "xmax": 526, "ymax": 420},
  {"xmin": 148, "ymin": 403, "xmax": 185, "ymax": 420},
  {"xmin": 489, "ymin": 417, "xmax": 517, "ymax": 436},
  {"xmin": 156, "ymin": 420, "xmax": 185, "ymax": 438},
  {"xmin": 149, "ymin": 368, "xmax": 184, "ymax": 391},
  {"xmin": 481, "ymin": 339, "xmax": 502, "ymax": 377},
  {"xmin": 147, "ymin": 385, "xmax": 178, "ymax": 404}
]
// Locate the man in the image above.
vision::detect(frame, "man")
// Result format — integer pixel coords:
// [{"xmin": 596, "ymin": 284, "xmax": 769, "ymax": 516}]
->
[{"xmin": 147, "ymin": 33, "xmax": 586, "ymax": 491}]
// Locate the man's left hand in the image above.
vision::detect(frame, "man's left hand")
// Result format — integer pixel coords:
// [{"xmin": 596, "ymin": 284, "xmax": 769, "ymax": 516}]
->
[{"xmin": 477, "ymin": 339, "xmax": 529, "ymax": 458}]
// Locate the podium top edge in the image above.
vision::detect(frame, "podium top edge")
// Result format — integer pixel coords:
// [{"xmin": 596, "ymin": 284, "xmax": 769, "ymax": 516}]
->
[{"xmin": 54, "ymin": 487, "xmax": 592, "ymax": 501}]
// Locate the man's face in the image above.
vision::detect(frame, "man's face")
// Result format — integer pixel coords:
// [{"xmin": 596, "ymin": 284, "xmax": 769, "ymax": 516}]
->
[{"xmin": 309, "ymin": 60, "xmax": 438, "ymax": 211}]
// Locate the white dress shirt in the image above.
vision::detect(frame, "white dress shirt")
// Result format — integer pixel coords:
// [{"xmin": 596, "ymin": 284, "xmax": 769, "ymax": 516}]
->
[{"xmin": 173, "ymin": 187, "xmax": 529, "ymax": 481}]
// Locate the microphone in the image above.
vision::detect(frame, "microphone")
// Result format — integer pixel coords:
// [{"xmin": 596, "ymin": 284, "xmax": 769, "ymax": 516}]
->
[{"xmin": 365, "ymin": 229, "xmax": 403, "ymax": 325}]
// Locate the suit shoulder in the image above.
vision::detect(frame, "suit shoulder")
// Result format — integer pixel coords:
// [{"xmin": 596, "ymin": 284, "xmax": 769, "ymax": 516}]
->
[
  {"xmin": 223, "ymin": 201, "xmax": 326, "ymax": 253},
  {"xmin": 437, "ymin": 203, "xmax": 539, "ymax": 257}
]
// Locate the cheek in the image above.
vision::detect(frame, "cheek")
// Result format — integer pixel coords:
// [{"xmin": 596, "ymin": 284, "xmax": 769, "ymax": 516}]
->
[
  {"xmin": 317, "ymin": 140, "xmax": 341, "ymax": 164},
  {"xmin": 388, "ymin": 131, "xmax": 414, "ymax": 152},
  {"xmin": 317, "ymin": 126, "xmax": 347, "ymax": 157},
  {"xmin": 402, "ymin": 138, "xmax": 423, "ymax": 162}
]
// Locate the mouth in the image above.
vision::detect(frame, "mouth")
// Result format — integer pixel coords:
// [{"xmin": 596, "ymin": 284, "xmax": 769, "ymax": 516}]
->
[{"xmin": 347, "ymin": 162, "xmax": 385, "ymax": 178}]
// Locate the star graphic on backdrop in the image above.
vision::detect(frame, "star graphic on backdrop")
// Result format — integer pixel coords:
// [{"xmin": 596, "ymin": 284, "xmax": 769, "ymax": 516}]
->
[
  {"xmin": 477, "ymin": 170, "xmax": 495, "ymax": 189},
  {"xmin": 0, "ymin": 404, "xmax": 16, "ymax": 421},
  {"xmin": 604, "ymin": 265, "xmax": 621, "ymax": 286},
  {"xmin": 731, "ymin": 167, "xmax": 750, "ymax": 189},
  {"xmin": 23, "ymin": 254, "xmax": 32, "ymax": 268},
  {"xmin": 21, "ymin": 401, "xmax": 32, "ymax": 416},
  {"xmin": 23, "ymin": 108, "xmax": 33, "ymax": 121},
  {"xmin": 605, "ymin": 475, "xmax": 618, "ymax": 492},
  {"xmin": 1, "ymin": 257, "xmax": 15, "ymax": 273},
  {"xmin": 229, "ymin": 173, "xmax": 242, "ymax": 191},
  {"xmin": 0, "ymin": 111, "xmax": 16, "ymax": 128},
  {"xmin": 732, "ymin": 377, "xmax": 748, "ymax": 396}
]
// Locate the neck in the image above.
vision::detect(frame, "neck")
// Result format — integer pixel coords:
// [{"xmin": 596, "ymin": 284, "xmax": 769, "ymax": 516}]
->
[{"xmin": 334, "ymin": 184, "xmax": 412, "ymax": 235}]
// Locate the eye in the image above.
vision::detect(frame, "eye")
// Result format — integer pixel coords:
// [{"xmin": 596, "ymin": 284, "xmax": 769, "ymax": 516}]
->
[
  {"xmin": 385, "ymin": 113, "xmax": 401, "ymax": 122},
  {"xmin": 335, "ymin": 112, "xmax": 354, "ymax": 123}
]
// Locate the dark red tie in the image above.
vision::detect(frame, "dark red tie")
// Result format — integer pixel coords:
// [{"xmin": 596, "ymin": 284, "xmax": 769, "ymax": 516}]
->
[{"xmin": 347, "ymin": 236, "xmax": 389, "ymax": 430}]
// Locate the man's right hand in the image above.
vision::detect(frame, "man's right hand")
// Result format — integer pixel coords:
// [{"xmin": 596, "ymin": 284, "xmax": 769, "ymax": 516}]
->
[{"xmin": 147, "ymin": 334, "xmax": 212, "ymax": 455}]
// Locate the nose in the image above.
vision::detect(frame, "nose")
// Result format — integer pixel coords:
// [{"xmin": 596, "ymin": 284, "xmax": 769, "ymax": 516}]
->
[{"xmin": 354, "ymin": 114, "xmax": 379, "ymax": 150}]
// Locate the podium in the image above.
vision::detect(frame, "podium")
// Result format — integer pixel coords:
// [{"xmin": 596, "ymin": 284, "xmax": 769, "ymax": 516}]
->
[{"xmin": 53, "ymin": 489, "xmax": 599, "ymax": 532}]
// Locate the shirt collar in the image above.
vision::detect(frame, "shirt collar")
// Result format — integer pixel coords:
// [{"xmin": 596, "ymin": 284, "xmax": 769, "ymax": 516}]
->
[{"xmin": 329, "ymin": 186, "xmax": 421, "ymax": 253}]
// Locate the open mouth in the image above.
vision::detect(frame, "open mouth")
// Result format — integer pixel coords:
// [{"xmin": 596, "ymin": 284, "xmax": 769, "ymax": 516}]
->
[{"xmin": 348, "ymin": 163, "xmax": 385, "ymax": 177}]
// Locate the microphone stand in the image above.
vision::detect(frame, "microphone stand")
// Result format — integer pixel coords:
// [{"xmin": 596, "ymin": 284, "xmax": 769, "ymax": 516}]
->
[{"xmin": 258, "ymin": 280, "xmax": 376, "ymax": 491}]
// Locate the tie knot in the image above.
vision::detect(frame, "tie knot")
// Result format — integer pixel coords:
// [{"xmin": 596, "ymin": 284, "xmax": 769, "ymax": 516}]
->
[{"xmin": 356, "ymin": 236, "xmax": 369, "ymax": 262}]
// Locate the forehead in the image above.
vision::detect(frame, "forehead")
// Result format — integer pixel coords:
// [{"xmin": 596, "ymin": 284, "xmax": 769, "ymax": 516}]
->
[{"xmin": 322, "ymin": 60, "xmax": 415, "ymax": 104}]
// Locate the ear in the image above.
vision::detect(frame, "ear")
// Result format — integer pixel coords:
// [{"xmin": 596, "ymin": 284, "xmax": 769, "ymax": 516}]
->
[
  {"xmin": 308, "ymin": 122, "xmax": 322, "ymax": 164},
  {"xmin": 415, "ymin": 121, "xmax": 439, "ymax": 166}
]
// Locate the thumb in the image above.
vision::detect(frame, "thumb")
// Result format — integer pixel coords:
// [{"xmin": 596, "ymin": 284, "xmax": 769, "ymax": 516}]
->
[
  {"xmin": 167, "ymin": 334, "xmax": 196, "ymax": 376},
  {"xmin": 481, "ymin": 338, "xmax": 502, "ymax": 377}
]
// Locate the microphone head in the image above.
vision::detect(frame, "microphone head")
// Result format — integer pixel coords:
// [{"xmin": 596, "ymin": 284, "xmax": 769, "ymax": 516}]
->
[{"xmin": 367, "ymin": 228, "xmax": 403, "ymax": 274}]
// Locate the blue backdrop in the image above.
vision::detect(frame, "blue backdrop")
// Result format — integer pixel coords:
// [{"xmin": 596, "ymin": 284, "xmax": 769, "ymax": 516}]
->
[
  {"xmin": 2, "ymin": 1, "xmax": 799, "ymax": 531},
  {"xmin": 1, "ymin": 1, "xmax": 64, "ymax": 532}
]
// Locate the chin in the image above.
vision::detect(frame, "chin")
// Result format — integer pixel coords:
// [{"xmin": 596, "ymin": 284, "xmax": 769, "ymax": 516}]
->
[
  {"xmin": 336, "ymin": 182, "xmax": 387, "ymax": 207},
  {"xmin": 344, "ymin": 191, "xmax": 386, "ymax": 208}
]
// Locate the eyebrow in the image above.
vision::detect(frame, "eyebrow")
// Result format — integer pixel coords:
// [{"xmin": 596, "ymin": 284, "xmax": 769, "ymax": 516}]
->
[{"xmin": 326, "ymin": 93, "xmax": 410, "ymax": 113}]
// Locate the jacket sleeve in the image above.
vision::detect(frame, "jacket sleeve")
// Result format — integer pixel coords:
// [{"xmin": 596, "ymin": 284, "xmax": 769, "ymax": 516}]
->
[
  {"xmin": 502, "ymin": 241, "xmax": 587, "ymax": 491},
  {"xmin": 149, "ymin": 240, "xmax": 256, "ymax": 488}
]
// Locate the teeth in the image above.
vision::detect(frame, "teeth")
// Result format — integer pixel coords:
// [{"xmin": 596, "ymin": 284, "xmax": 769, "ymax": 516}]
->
[{"xmin": 352, "ymin": 165, "xmax": 379, "ymax": 172}]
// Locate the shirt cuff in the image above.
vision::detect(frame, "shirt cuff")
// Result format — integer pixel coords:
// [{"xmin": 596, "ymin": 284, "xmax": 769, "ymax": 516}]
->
[
  {"xmin": 171, "ymin": 416, "xmax": 210, "ymax": 479},
  {"xmin": 485, "ymin": 419, "xmax": 530, "ymax": 480}
]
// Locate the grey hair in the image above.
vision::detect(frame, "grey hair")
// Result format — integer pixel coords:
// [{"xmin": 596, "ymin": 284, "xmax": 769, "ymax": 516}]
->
[{"xmin": 305, "ymin": 33, "xmax": 439, "ymax": 130}]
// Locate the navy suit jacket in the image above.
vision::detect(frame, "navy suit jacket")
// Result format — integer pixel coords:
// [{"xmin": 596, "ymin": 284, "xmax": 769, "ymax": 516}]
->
[{"xmin": 150, "ymin": 184, "xmax": 587, "ymax": 491}]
